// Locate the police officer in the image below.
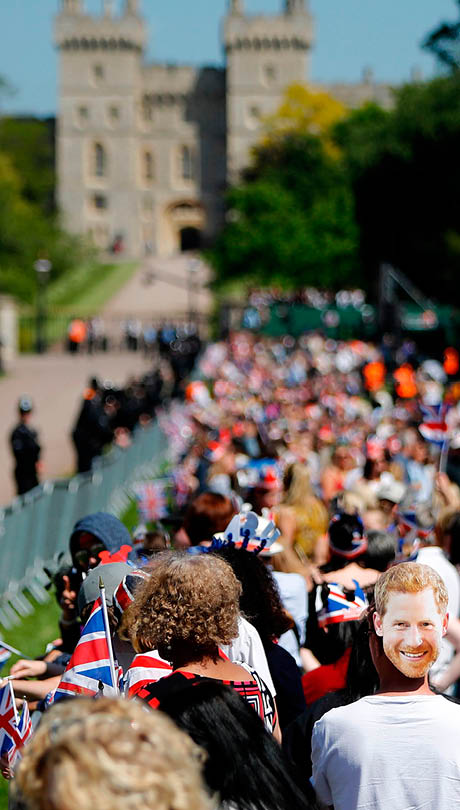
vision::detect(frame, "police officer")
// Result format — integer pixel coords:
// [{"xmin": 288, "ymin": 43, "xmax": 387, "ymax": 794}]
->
[
  {"xmin": 10, "ymin": 396, "xmax": 41, "ymax": 495},
  {"xmin": 71, "ymin": 378, "xmax": 115, "ymax": 473}
]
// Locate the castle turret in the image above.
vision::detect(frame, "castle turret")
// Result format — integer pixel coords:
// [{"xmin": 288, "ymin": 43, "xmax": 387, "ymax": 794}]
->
[
  {"xmin": 229, "ymin": 0, "xmax": 244, "ymax": 14},
  {"xmin": 60, "ymin": 0, "xmax": 83, "ymax": 13},
  {"xmin": 55, "ymin": 2, "xmax": 147, "ymax": 254},
  {"xmin": 224, "ymin": 0, "xmax": 314, "ymax": 180},
  {"xmin": 284, "ymin": 0, "xmax": 308, "ymax": 14},
  {"xmin": 123, "ymin": 0, "xmax": 140, "ymax": 16}
]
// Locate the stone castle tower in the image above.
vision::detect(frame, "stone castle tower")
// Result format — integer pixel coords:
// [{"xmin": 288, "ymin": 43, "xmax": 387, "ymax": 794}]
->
[{"xmin": 54, "ymin": 0, "xmax": 390, "ymax": 258}]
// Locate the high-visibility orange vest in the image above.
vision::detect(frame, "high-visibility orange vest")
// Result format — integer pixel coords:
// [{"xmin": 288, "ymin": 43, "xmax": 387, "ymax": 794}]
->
[
  {"xmin": 363, "ymin": 361, "xmax": 386, "ymax": 392},
  {"xmin": 69, "ymin": 319, "xmax": 86, "ymax": 344},
  {"xmin": 444, "ymin": 347, "xmax": 459, "ymax": 376},
  {"xmin": 394, "ymin": 364, "xmax": 417, "ymax": 399}
]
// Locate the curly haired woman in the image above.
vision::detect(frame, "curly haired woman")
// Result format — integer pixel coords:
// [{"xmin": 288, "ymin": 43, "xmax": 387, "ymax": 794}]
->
[{"xmin": 128, "ymin": 552, "xmax": 280, "ymax": 738}]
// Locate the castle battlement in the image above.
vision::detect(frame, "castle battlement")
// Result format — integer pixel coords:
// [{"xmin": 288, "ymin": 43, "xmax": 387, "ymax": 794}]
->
[
  {"xmin": 55, "ymin": 1, "xmax": 146, "ymax": 53},
  {"xmin": 223, "ymin": 12, "xmax": 313, "ymax": 53}
]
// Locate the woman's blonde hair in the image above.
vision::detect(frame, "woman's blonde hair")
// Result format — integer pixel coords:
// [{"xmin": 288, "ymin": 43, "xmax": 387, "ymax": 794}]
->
[
  {"xmin": 15, "ymin": 697, "xmax": 212, "ymax": 810},
  {"xmin": 129, "ymin": 551, "xmax": 241, "ymax": 658},
  {"xmin": 283, "ymin": 463, "xmax": 313, "ymax": 507}
]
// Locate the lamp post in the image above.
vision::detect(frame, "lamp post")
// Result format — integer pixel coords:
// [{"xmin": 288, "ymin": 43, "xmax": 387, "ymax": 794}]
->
[
  {"xmin": 34, "ymin": 259, "xmax": 51, "ymax": 353},
  {"xmin": 187, "ymin": 259, "xmax": 200, "ymax": 328}
]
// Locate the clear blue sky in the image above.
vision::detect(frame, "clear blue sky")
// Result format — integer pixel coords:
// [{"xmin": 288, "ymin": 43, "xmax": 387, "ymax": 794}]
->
[{"xmin": 0, "ymin": 0, "xmax": 456, "ymax": 116}]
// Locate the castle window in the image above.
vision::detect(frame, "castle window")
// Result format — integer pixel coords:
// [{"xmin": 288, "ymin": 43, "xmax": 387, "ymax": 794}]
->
[
  {"xmin": 143, "ymin": 98, "xmax": 154, "ymax": 121},
  {"xmin": 93, "ymin": 193, "xmax": 108, "ymax": 210},
  {"xmin": 77, "ymin": 106, "xmax": 89, "ymax": 125},
  {"xmin": 109, "ymin": 106, "xmax": 120, "ymax": 122},
  {"xmin": 94, "ymin": 143, "xmax": 107, "ymax": 177},
  {"xmin": 144, "ymin": 151, "xmax": 154, "ymax": 182},
  {"xmin": 180, "ymin": 146, "xmax": 194, "ymax": 181},
  {"xmin": 264, "ymin": 64, "xmax": 277, "ymax": 84},
  {"xmin": 93, "ymin": 64, "xmax": 104, "ymax": 82},
  {"xmin": 248, "ymin": 106, "xmax": 261, "ymax": 127}
]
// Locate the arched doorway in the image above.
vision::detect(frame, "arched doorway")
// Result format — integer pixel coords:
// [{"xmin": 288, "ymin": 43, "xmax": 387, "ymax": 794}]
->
[
  {"xmin": 180, "ymin": 226, "xmax": 202, "ymax": 252},
  {"xmin": 161, "ymin": 200, "xmax": 206, "ymax": 255}
]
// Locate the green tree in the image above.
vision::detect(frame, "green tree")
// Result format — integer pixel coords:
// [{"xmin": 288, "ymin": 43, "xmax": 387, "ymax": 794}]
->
[
  {"xmin": 209, "ymin": 133, "xmax": 360, "ymax": 289},
  {"xmin": 423, "ymin": 1, "xmax": 460, "ymax": 71},
  {"xmin": 0, "ymin": 152, "xmax": 90, "ymax": 304},
  {"xmin": 334, "ymin": 75, "xmax": 460, "ymax": 302},
  {"xmin": 0, "ymin": 117, "xmax": 55, "ymax": 215}
]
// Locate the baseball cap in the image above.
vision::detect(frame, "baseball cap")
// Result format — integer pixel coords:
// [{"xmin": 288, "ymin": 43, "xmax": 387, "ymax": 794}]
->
[{"xmin": 77, "ymin": 562, "xmax": 132, "ymax": 615}]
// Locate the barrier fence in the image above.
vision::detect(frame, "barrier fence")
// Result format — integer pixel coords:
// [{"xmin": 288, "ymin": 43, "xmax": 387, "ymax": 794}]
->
[{"xmin": 0, "ymin": 420, "xmax": 168, "ymax": 630}]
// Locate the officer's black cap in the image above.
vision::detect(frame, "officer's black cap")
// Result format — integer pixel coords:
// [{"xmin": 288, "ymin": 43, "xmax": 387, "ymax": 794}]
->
[{"xmin": 18, "ymin": 396, "xmax": 33, "ymax": 413}]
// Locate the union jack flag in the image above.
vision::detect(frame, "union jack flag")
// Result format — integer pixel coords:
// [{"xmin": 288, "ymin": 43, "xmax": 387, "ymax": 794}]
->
[
  {"xmin": 113, "ymin": 569, "xmax": 149, "ymax": 623},
  {"xmin": 133, "ymin": 481, "xmax": 168, "ymax": 521},
  {"xmin": 0, "ymin": 682, "xmax": 22, "ymax": 764},
  {"xmin": 419, "ymin": 403, "xmax": 450, "ymax": 446},
  {"xmin": 0, "ymin": 645, "xmax": 11, "ymax": 673},
  {"xmin": 8, "ymin": 700, "xmax": 33, "ymax": 769},
  {"xmin": 53, "ymin": 598, "xmax": 119, "ymax": 702},
  {"xmin": 316, "ymin": 580, "xmax": 368, "ymax": 628},
  {"xmin": 123, "ymin": 650, "xmax": 172, "ymax": 698}
]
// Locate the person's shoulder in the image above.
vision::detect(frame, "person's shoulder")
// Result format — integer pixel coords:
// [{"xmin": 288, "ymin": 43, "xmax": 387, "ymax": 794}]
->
[
  {"xmin": 11, "ymin": 423, "xmax": 25, "ymax": 435},
  {"xmin": 315, "ymin": 697, "xmax": 370, "ymax": 732},
  {"xmin": 272, "ymin": 570, "xmax": 305, "ymax": 590},
  {"xmin": 438, "ymin": 694, "xmax": 460, "ymax": 713},
  {"xmin": 238, "ymin": 615, "xmax": 259, "ymax": 640}
]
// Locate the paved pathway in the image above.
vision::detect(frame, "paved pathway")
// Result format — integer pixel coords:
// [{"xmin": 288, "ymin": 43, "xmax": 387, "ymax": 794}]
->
[
  {"xmin": 0, "ymin": 254, "xmax": 213, "ymax": 507},
  {"xmin": 0, "ymin": 351, "xmax": 153, "ymax": 507},
  {"xmin": 102, "ymin": 253, "xmax": 212, "ymax": 319}
]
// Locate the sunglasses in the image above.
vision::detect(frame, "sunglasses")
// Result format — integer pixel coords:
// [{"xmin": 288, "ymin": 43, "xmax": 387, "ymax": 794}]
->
[{"xmin": 74, "ymin": 542, "xmax": 106, "ymax": 569}]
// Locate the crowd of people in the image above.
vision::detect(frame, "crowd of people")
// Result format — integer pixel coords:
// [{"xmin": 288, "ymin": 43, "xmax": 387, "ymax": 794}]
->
[
  {"xmin": 65, "ymin": 317, "xmax": 200, "ymax": 358},
  {"xmin": 3, "ymin": 328, "xmax": 460, "ymax": 809}
]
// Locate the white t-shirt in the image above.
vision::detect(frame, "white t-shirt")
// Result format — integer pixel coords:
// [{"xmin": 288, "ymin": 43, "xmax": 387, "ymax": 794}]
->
[
  {"xmin": 272, "ymin": 570, "xmax": 308, "ymax": 667},
  {"xmin": 312, "ymin": 694, "xmax": 460, "ymax": 810},
  {"xmin": 221, "ymin": 616, "xmax": 276, "ymax": 699}
]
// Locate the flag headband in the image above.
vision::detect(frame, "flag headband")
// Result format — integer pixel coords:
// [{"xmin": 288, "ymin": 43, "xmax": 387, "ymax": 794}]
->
[{"xmin": 210, "ymin": 511, "xmax": 281, "ymax": 555}]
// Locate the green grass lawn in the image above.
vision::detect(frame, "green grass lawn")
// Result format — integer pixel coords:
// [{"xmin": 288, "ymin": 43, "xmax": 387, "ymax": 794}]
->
[
  {"xmin": 0, "ymin": 595, "xmax": 61, "ymax": 808},
  {"xmin": 19, "ymin": 260, "xmax": 138, "ymax": 351},
  {"xmin": 47, "ymin": 260, "xmax": 138, "ymax": 314}
]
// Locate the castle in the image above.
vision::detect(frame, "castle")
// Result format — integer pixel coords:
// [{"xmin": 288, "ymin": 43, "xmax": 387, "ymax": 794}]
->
[{"xmin": 55, "ymin": 0, "xmax": 393, "ymax": 258}]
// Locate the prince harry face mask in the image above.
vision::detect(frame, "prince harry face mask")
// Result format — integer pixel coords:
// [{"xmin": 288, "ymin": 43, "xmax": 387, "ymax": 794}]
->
[{"xmin": 373, "ymin": 587, "xmax": 448, "ymax": 678}]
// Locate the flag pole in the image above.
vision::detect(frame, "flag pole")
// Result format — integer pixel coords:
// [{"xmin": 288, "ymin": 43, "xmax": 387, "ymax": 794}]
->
[
  {"xmin": 0, "ymin": 640, "xmax": 30, "ymax": 659},
  {"xmin": 439, "ymin": 437, "xmax": 450, "ymax": 475},
  {"xmin": 99, "ymin": 576, "xmax": 118, "ymax": 695},
  {"xmin": 8, "ymin": 680, "xmax": 18, "ymax": 725}
]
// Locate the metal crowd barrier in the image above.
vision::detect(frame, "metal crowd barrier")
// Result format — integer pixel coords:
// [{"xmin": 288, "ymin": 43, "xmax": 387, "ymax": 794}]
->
[{"xmin": 0, "ymin": 421, "xmax": 168, "ymax": 629}]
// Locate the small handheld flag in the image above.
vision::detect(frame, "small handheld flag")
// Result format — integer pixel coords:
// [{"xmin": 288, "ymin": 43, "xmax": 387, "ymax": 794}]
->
[
  {"xmin": 0, "ymin": 682, "xmax": 21, "ymax": 764},
  {"xmin": 8, "ymin": 700, "xmax": 33, "ymax": 769},
  {"xmin": 0, "ymin": 647, "xmax": 11, "ymax": 674},
  {"xmin": 53, "ymin": 592, "xmax": 119, "ymax": 702},
  {"xmin": 419, "ymin": 403, "xmax": 450, "ymax": 446}
]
